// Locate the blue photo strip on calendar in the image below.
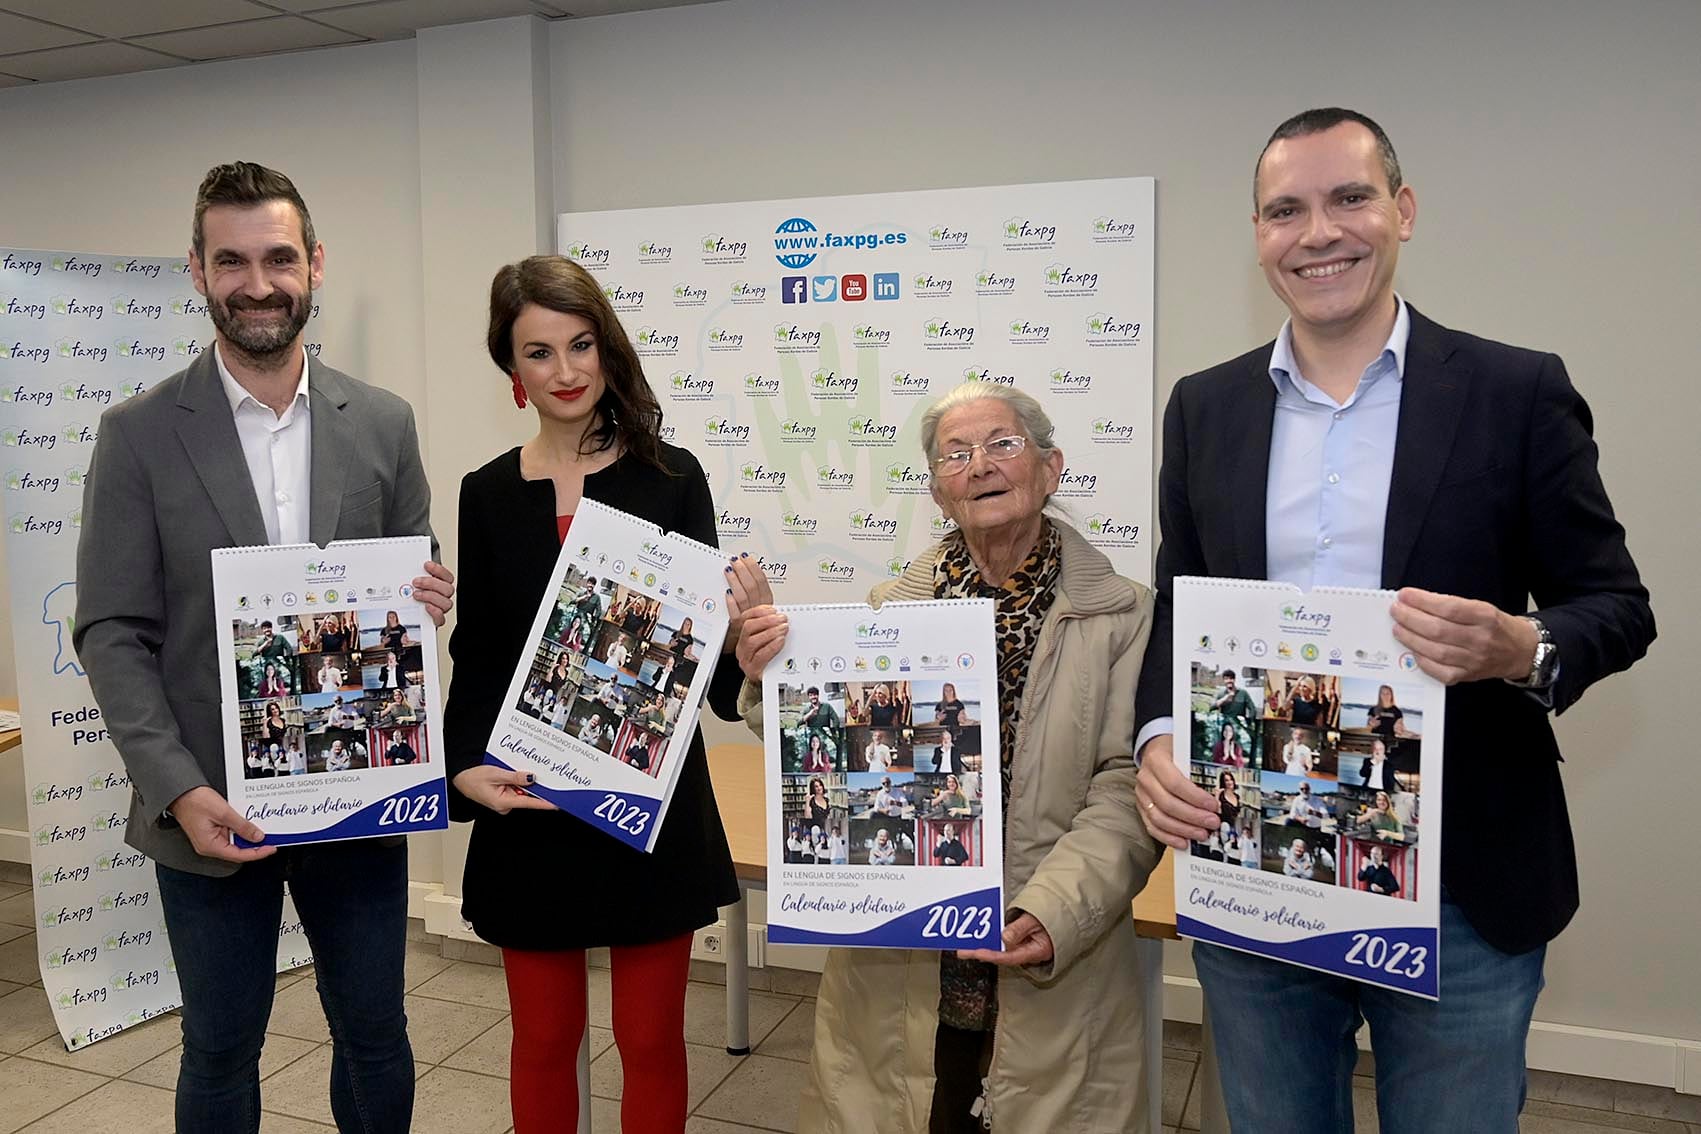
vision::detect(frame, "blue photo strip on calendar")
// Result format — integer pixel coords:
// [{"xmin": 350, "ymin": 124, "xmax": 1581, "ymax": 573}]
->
[
  {"xmin": 214, "ymin": 536, "xmax": 449, "ymax": 847},
  {"xmin": 1170, "ymin": 577, "xmax": 1446, "ymax": 1000},
  {"xmin": 481, "ymin": 499, "xmax": 729, "ymax": 853}
]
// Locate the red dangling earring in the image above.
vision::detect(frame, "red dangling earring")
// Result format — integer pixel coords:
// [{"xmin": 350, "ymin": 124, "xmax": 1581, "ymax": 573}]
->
[{"xmin": 510, "ymin": 373, "xmax": 527, "ymax": 409}]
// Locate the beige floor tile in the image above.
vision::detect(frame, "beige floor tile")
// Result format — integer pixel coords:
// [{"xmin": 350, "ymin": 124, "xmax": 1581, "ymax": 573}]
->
[
  {"xmin": 766, "ymin": 967, "xmax": 821, "ymax": 998},
  {"xmin": 0, "ymin": 986, "xmax": 59, "ymax": 1054},
  {"xmin": 265, "ymin": 978, "xmax": 331, "ymax": 1043},
  {"xmin": 1162, "ymin": 1019, "xmax": 1203, "ymax": 1052},
  {"xmin": 0, "ymin": 923, "xmax": 28, "ymax": 947},
  {"xmin": 403, "ymin": 992, "xmax": 506, "ymax": 1064},
  {"xmin": 0, "ymin": 979, "xmax": 25, "ymax": 998},
  {"xmin": 753, "ymin": 998, "xmax": 814, "ymax": 1063},
  {"xmin": 20, "ymin": 1010, "xmax": 179, "ymax": 1076},
  {"xmin": 590, "ymin": 1039, "xmax": 742, "ymax": 1111},
  {"xmin": 122, "ymin": 1032, "xmax": 319, "ymax": 1089},
  {"xmin": 1615, "ymin": 1083, "xmax": 1701, "ymax": 1124},
  {"xmin": 686, "ymin": 1118, "xmax": 777, "ymax": 1133},
  {"xmin": 260, "ymin": 1044, "xmax": 336, "ymax": 1125},
  {"xmin": 0, "ymin": 881, "xmax": 28, "ymax": 902},
  {"xmin": 403, "ymin": 939, "xmax": 456, "ymax": 993},
  {"xmin": 682, "ymin": 981, "xmax": 797, "ymax": 1050},
  {"xmin": 441, "ymin": 939, "xmax": 503, "ymax": 966},
  {"xmin": 14, "ymin": 1077, "xmax": 176, "ymax": 1133},
  {"xmin": 410, "ymin": 1065, "xmax": 513, "ymax": 1134},
  {"xmin": 259, "ymin": 1115, "xmax": 336, "ymax": 1132},
  {"xmin": 441, "ymin": 1017, "xmax": 612, "ymax": 1078},
  {"xmin": 1529, "ymin": 1070, "xmax": 1620, "ymax": 1111},
  {"xmin": 411, "ymin": 960, "xmax": 511, "ymax": 1011},
  {"xmin": 0, "ymin": 889, "xmax": 37, "ymax": 928},
  {"xmin": 1352, "ymin": 1085, "xmax": 1382, "ymax": 1133},
  {"xmin": 0, "ymin": 1054, "xmax": 109, "ymax": 1133},
  {"xmin": 0, "ymin": 862, "xmax": 30, "ymax": 884},
  {"xmin": 688, "ymin": 961, "xmax": 774, "ymax": 992},
  {"xmin": 1163, "ymin": 1054, "xmax": 1196, "ymax": 1128},
  {"xmin": 1524, "ymin": 1098, "xmax": 1690, "ymax": 1132},
  {"xmin": 0, "ymin": 932, "xmax": 41, "ymax": 984},
  {"xmin": 693, "ymin": 1053, "xmax": 808, "ymax": 1131},
  {"xmin": 1355, "ymin": 1046, "xmax": 1376, "ymax": 1079},
  {"xmin": 588, "ymin": 1095, "xmax": 621, "ymax": 1130}
]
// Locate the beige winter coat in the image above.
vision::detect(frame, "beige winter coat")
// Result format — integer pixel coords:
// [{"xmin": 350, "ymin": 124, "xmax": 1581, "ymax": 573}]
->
[{"xmin": 738, "ymin": 523, "xmax": 1162, "ymax": 1132}]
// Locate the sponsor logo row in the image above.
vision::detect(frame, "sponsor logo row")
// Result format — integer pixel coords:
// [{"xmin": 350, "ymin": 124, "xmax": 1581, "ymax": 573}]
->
[
  {"xmin": 657, "ymin": 366, "xmax": 1129, "ymax": 402},
  {"xmin": 599, "ymin": 264, "xmax": 1118, "ymax": 312},
  {"xmin": 624, "ymin": 315, "xmax": 1141, "ymax": 358},
  {"xmin": 562, "ymin": 214, "xmax": 1141, "ymax": 273}
]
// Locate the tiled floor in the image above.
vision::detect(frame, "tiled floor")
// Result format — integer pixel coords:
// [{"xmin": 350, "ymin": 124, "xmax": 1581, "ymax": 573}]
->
[{"xmin": 1, "ymin": 862, "xmax": 1698, "ymax": 1132}]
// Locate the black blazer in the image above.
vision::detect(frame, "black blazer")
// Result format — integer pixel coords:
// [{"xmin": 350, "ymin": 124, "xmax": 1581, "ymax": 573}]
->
[
  {"xmin": 1135, "ymin": 307, "xmax": 1654, "ymax": 954},
  {"xmin": 443, "ymin": 444, "xmax": 741, "ymax": 950}
]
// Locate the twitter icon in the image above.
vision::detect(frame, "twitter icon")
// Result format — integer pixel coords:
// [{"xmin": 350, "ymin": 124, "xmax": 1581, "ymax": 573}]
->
[{"xmin": 811, "ymin": 275, "xmax": 838, "ymax": 302}]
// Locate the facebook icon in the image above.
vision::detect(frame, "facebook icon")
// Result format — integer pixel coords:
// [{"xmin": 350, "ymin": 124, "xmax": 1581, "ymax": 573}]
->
[
  {"xmin": 781, "ymin": 276, "xmax": 808, "ymax": 304},
  {"xmin": 872, "ymin": 273, "xmax": 901, "ymax": 300}
]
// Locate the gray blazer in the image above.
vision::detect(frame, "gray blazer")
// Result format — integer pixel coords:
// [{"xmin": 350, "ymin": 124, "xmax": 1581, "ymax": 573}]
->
[{"xmin": 73, "ymin": 350, "xmax": 436, "ymax": 875}]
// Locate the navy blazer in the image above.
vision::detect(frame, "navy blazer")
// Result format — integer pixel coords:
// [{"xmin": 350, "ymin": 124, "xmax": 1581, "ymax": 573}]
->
[{"xmin": 1134, "ymin": 306, "xmax": 1654, "ymax": 954}]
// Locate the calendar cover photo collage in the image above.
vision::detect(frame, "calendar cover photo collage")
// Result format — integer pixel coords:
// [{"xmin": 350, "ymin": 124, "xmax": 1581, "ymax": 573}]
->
[
  {"xmin": 231, "ymin": 608, "xmax": 429, "ymax": 780},
  {"xmin": 775, "ymin": 678, "xmax": 987, "ymax": 869},
  {"xmin": 1188, "ymin": 663, "xmax": 1425, "ymax": 901}
]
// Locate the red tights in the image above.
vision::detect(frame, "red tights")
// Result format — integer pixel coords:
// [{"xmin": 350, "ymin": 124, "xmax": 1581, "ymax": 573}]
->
[{"xmin": 502, "ymin": 933, "xmax": 693, "ymax": 1133}]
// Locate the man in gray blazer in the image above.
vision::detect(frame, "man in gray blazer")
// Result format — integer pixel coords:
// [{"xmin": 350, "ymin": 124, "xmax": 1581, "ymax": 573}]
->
[{"xmin": 74, "ymin": 163, "xmax": 454, "ymax": 1134}]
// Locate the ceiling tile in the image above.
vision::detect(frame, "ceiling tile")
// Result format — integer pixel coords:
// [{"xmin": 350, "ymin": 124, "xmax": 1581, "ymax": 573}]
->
[
  {"xmin": 542, "ymin": 0, "xmax": 714, "ymax": 15},
  {"xmin": 308, "ymin": 0, "xmax": 543, "ymax": 40},
  {"xmin": 0, "ymin": 0, "xmax": 274, "ymax": 38},
  {"xmin": 0, "ymin": 41, "xmax": 184, "ymax": 81},
  {"xmin": 0, "ymin": 10, "xmax": 98, "ymax": 53},
  {"xmin": 130, "ymin": 15, "xmax": 365, "ymax": 61},
  {"xmin": 0, "ymin": 71, "xmax": 36, "ymax": 87},
  {"xmin": 263, "ymin": 0, "xmax": 398, "ymax": 9}
]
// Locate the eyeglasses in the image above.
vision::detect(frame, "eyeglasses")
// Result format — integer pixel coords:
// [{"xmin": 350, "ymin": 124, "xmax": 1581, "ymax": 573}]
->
[{"xmin": 931, "ymin": 434, "xmax": 1028, "ymax": 476}]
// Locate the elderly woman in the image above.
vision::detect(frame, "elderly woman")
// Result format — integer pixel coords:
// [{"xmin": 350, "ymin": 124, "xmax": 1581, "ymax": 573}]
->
[{"xmin": 733, "ymin": 381, "xmax": 1160, "ymax": 1132}]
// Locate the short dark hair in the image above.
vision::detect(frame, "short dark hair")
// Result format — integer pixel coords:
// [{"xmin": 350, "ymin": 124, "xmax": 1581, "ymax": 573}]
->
[
  {"xmin": 1254, "ymin": 108, "xmax": 1402, "ymax": 206},
  {"xmin": 487, "ymin": 255, "xmax": 666, "ymax": 471},
  {"xmin": 806, "ymin": 686, "xmax": 820, "ymax": 696},
  {"xmin": 192, "ymin": 162, "xmax": 316, "ymax": 258}
]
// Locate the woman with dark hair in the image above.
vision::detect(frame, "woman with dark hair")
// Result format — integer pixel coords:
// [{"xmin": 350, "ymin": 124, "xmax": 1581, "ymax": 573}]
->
[
  {"xmin": 442, "ymin": 254, "xmax": 766, "ymax": 1134},
  {"xmin": 1216, "ymin": 771, "xmax": 1242, "ymax": 830},
  {"xmin": 805, "ymin": 777, "xmax": 832, "ymax": 824}
]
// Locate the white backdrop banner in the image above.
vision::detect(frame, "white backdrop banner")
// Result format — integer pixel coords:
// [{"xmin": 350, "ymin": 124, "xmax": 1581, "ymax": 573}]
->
[
  {"xmin": 0, "ymin": 248, "xmax": 316, "ymax": 1050},
  {"xmin": 557, "ymin": 177, "xmax": 1154, "ymax": 593}
]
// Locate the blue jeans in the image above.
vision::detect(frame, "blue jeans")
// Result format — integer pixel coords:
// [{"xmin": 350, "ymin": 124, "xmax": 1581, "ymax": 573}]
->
[
  {"xmin": 155, "ymin": 839, "xmax": 414, "ymax": 1133},
  {"xmin": 1192, "ymin": 898, "xmax": 1545, "ymax": 1134}
]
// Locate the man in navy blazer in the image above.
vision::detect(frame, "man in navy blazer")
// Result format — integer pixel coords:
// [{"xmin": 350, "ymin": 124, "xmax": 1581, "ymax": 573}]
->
[{"xmin": 1133, "ymin": 110, "xmax": 1653, "ymax": 1132}]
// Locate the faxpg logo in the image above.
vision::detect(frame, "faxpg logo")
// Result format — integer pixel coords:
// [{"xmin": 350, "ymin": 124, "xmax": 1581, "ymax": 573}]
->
[
  {"xmin": 3, "ymin": 426, "xmax": 58, "ymax": 449},
  {"xmin": 779, "ymin": 419, "xmax": 817, "ymax": 444},
  {"xmin": 667, "ymin": 370, "xmax": 714, "ymax": 400},
  {"xmin": 889, "ymin": 370, "xmax": 930, "ymax": 396},
  {"xmin": 730, "ymin": 280, "xmax": 767, "ymax": 304},
  {"xmin": 922, "ymin": 317, "xmax": 974, "ymax": 350},
  {"xmin": 738, "ymin": 461, "xmax": 787, "ymax": 492},
  {"xmin": 816, "ymin": 557, "xmax": 855, "ymax": 582},
  {"xmin": 848, "ymin": 509, "xmax": 899, "ymax": 541},
  {"xmin": 54, "ymin": 339, "xmax": 108, "ymax": 363},
  {"xmin": 107, "ymin": 258, "xmax": 164, "ymax": 278},
  {"xmin": 926, "ymin": 223, "xmax": 969, "ymax": 250},
  {"xmin": 852, "ymin": 322, "xmax": 893, "ymax": 348},
  {"xmin": 9, "ymin": 512, "xmax": 70, "ymax": 537},
  {"xmin": 47, "ymin": 295, "xmax": 104, "ymax": 320},
  {"xmin": 815, "ymin": 464, "xmax": 855, "ymax": 491},
  {"xmin": 1002, "ymin": 217, "xmax": 1057, "ymax": 249},
  {"xmin": 846, "ymin": 416, "xmax": 898, "ymax": 446},
  {"xmin": 50, "ymin": 255, "xmax": 103, "ymax": 278},
  {"xmin": 706, "ymin": 326, "xmax": 743, "ymax": 351},
  {"xmin": 636, "ymin": 240, "xmax": 671, "ymax": 264},
  {"xmin": 1091, "ymin": 416, "xmax": 1136, "ymax": 443},
  {"xmin": 114, "ymin": 338, "xmax": 166, "ymax": 361},
  {"xmin": 2, "ymin": 252, "xmax": 44, "ymax": 276},
  {"xmin": 781, "ymin": 510, "xmax": 818, "ymax": 535},
  {"xmin": 743, "ymin": 371, "xmax": 780, "ymax": 397},
  {"xmin": 962, "ymin": 365, "xmax": 1015, "ymax": 387},
  {"xmin": 4, "ymin": 342, "xmax": 51, "ymax": 364},
  {"xmin": 1092, "ymin": 215, "xmax": 1139, "ymax": 242},
  {"xmin": 564, "ymin": 239, "xmax": 611, "ymax": 267},
  {"xmin": 59, "ymin": 381, "xmax": 113, "ymax": 404},
  {"xmin": 1084, "ymin": 514, "xmax": 1141, "ymax": 547},
  {"xmin": 634, "ymin": 326, "xmax": 680, "ymax": 355},
  {"xmin": 974, "ymin": 267, "xmax": 1016, "ymax": 295},
  {"xmin": 1006, "ymin": 318, "xmax": 1050, "ymax": 345},
  {"xmin": 671, "ymin": 281, "xmax": 707, "ymax": 306},
  {"xmin": 601, "ymin": 283, "xmax": 645, "ymax": 311},
  {"xmin": 808, "ymin": 368, "xmax": 857, "ymax": 399},
  {"xmin": 702, "ymin": 415, "xmax": 750, "ymax": 445},
  {"xmin": 910, "ymin": 273, "xmax": 953, "ymax": 297},
  {"xmin": 757, "ymin": 554, "xmax": 789, "ymax": 582},
  {"xmin": 1042, "ymin": 263, "xmax": 1100, "ymax": 295},
  {"xmin": 1056, "ymin": 465, "xmax": 1100, "ymax": 497},
  {"xmin": 110, "ymin": 295, "xmax": 164, "ymax": 320},
  {"xmin": 4, "ymin": 296, "xmax": 45, "ymax": 319},
  {"xmin": 885, "ymin": 462, "xmax": 931, "ymax": 495},
  {"xmin": 716, "ymin": 510, "xmax": 753, "ymax": 537},
  {"xmin": 1049, "ymin": 367, "xmax": 1093, "ymax": 394},
  {"xmin": 700, "ymin": 233, "xmax": 749, "ymax": 263},
  {"xmin": 1086, "ymin": 312, "xmax": 1143, "ymax": 346},
  {"xmin": 37, "ymin": 862, "xmax": 91, "ymax": 887},
  {"xmin": 773, "ymin": 323, "xmax": 822, "ymax": 353},
  {"xmin": 167, "ymin": 296, "xmax": 209, "ymax": 317}
]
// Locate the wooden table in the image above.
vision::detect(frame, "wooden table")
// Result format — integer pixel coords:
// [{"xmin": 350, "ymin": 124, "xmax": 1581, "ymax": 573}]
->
[
  {"xmin": 707, "ymin": 743, "xmax": 1218, "ymax": 1132},
  {"xmin": 0, "ymin": 698, "xmax": 21, "ymax": 754}
]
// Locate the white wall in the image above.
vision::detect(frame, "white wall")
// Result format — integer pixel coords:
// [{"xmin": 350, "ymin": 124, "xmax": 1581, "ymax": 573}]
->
[{"xmin": 1, "ymin": 0, "xmax": 1695, "ymax": 1062}]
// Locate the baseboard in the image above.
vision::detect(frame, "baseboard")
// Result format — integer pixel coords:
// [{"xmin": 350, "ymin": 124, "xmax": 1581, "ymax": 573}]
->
[
  {"xmin": 0, "ymin": 826, "xmax": 31, "ymax": 864},
  {"xmin": 401, "ymin": 888, "xmax": 1699, "ymax": 1096}
]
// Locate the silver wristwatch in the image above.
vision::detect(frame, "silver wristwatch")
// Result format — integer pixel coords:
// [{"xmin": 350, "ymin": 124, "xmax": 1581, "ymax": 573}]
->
[{"xmin": 1510, "ymin": 615, "xmax": 1559, "ymax": 688}]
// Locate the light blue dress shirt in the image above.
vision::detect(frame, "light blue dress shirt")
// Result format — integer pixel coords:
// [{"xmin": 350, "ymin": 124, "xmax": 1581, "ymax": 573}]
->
[
  {"xmin": 1133, "ymin": 300, "xmax": 1409, "ymax": 760},
  {"xmin": 1264, "ymin": 298, "xmax": 1409, "ymax": 590}
]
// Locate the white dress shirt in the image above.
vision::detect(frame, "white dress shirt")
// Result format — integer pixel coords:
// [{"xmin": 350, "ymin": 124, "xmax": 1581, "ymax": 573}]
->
[{"xmin": 215, "ymin": 344, "xmax": 311, "ymax": 546}]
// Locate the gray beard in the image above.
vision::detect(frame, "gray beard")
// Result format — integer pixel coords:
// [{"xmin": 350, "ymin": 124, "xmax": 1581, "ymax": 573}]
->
[{"xmin": 211, "ymin": 290, "xmax": 312, "ymax": 363}]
